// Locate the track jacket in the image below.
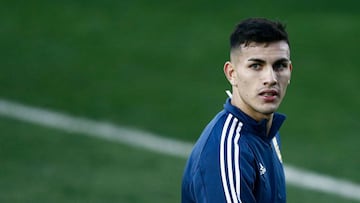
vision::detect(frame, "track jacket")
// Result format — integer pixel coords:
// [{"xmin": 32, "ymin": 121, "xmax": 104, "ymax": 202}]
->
[{"xmin": 182, "ymin": 98, "xmax": 286, "ymax": 203}]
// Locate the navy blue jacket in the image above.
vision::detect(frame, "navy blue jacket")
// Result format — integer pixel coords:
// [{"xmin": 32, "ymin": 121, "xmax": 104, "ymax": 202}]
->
[{"xmin": 182, "ymin": 98, "xmax": 286, "ymax": 203}]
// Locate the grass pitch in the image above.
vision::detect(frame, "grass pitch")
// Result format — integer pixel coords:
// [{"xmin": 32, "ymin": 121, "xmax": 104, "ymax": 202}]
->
[{"xmin": 1, "ymin": 0, "xmax": 360, "ymax": 202}]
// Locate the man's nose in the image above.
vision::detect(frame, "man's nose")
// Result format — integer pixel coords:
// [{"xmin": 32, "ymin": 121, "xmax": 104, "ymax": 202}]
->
[{"xmin": 263, "ymin": 68, "xmax": 278, "ymax": 86}]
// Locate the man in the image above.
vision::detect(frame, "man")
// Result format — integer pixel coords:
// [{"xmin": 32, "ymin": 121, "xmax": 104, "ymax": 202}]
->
[{"xmin": 181, "ymin": 18, "xmax": 292, "ymax": 203}]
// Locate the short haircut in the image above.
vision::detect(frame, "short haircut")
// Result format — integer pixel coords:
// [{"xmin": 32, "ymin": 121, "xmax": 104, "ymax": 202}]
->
[{"xmin": 230, "ymin": 18, "xmax": 289, "ymax": 50}]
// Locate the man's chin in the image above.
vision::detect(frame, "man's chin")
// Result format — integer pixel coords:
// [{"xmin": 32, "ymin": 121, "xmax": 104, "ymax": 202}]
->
[{"xmin": 259, "ymin": 106, "xmax": 278, "ymax": 115}]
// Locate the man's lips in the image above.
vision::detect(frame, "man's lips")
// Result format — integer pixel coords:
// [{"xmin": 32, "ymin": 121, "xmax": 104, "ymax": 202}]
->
[
  {"xmin": 259, "ymin": 89, "xmax": 279, "ymax": 96},
  {"xmin": 259, "ymin": 89, "xmax": 279, "ymax": 102}
]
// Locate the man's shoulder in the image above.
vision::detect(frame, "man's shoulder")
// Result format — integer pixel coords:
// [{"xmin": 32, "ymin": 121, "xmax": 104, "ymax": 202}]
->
[
  {"xmin": 203, "ymin": 110, "xmax": 229, "ymax": 134},
  {"xmin": 187, "ymin": 111, "xmax": 230, "ymax": 159},
  {"xmin": 196, "ymin": 110, "xmax": 233, "ymax": 146},
  {"xmin": 197, "ymin": 110, "xmax": 259, "ymax": 148},
  {"xmin": 194, "ymin": 111, "xmax": 257, "ymax": 161}
]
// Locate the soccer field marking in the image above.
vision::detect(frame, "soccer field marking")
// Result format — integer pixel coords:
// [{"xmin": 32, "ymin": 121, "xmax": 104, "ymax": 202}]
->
[{"xmin": 1, "ymin": 99, "xmax": 360, "ymax": 201}]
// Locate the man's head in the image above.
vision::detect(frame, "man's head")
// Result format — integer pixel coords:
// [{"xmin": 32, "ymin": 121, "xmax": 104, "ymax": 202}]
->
[
  {"xmin": 224, "ymin": 18, "xmax": 292, "ymax": 121},
  {"xmin": 230, "ymin": 18, "xmax": 289, "ymax": 51}
]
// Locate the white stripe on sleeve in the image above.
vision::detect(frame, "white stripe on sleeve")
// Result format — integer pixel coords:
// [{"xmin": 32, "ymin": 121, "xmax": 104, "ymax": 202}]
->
[
  {"xmin": 220, "ymin": 114, "xmax": 243, "ymax": 203},
  {"xmin": 227, "ymin": 117, "xmax": 239, "ymax": 202},
  {"xmin": 234, "ymin": 122, "xmax": 243, "ymax": 200},
  {"xmin": 220, "ymin": 114, "xmax": 233, "ymax": 203}
]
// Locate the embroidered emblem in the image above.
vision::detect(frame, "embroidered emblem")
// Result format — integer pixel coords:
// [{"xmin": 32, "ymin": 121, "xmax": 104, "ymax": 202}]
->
[{"xmin": 259, "ymin": 163, "xmax": 267, "ymax": 175}]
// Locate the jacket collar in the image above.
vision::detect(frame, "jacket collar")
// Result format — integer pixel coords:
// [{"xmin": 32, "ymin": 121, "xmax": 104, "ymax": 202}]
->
[{"xmin": 223, "ymin": 98, "xmax": 286, "ymax": 140}]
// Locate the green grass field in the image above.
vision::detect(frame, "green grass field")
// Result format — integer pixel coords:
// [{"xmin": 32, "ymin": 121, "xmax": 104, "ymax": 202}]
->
[{"xmin": 1, "ymin": 0, "xmax": 360, "ymax": 202}]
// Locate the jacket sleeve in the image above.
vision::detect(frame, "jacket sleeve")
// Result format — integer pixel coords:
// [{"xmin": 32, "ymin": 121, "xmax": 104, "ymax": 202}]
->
[{"xmin": 189, "ymin": 142, "xmax": 257, "ymax": 203}]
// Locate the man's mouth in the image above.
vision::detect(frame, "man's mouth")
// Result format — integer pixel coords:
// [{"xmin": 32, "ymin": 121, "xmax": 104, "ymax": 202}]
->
[{"xmin": 259, "ymin": 89, "xmax": 279, "ymax": 101}]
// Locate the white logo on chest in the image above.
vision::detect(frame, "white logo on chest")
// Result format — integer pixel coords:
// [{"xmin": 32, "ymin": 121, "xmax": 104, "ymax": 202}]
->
[{"xmin": 259, "ymin": 163, "xmax": 267, "ymax": 175}]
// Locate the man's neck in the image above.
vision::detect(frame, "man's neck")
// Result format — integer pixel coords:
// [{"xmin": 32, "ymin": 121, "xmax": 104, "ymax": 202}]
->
[
  {"xmin": 229, "ymin": 90, "xmax": 275, "ymax": 135},
  {"xmin": 266, "ymin": 115, "xmax": 274, "ymax": 136}
]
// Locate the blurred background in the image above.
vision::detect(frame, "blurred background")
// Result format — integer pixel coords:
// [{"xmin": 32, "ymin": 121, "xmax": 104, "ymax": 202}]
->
[{"xmin": 1, "ymin": 0, "xmax": 360, "ymax": 202}]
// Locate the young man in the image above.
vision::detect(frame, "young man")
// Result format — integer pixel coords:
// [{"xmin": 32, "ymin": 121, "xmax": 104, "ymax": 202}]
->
[{"xmin": 181, "ymin": 18, "xmax": 292, "ymax": 203}]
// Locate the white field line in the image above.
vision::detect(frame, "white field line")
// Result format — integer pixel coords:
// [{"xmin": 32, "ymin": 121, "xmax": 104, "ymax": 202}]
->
[{"xmin": 0, "ymin": 99, "xmax": 360, "ymax": 201}]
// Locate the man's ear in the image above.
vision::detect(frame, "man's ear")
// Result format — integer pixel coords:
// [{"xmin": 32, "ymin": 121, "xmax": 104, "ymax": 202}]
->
[
  {"xmin": 224, "ymin": 61, "xmax": 236, "ymax": 86},
  {"xmin": 288, "ymin": 62, "xmax": 293, "ymax": 84}
]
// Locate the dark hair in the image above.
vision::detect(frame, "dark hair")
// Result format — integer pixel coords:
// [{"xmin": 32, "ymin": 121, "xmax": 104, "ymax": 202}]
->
[{"xmin": 230, "ymin": 18, "xmax": 289, "ymax": 50}]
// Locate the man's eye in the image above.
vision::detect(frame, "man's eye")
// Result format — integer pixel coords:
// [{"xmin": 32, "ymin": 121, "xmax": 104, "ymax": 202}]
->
[
  {"xmin": 250, "ymin": 64, "xmax": 261, "ymax": 69},
  {"xmin": 274, "ymin": 63, "xmax": 288, "ymax": 70}
]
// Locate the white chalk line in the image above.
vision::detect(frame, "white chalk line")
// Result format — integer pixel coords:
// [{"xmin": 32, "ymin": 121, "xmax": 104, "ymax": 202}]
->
[{"xmin": 0, "ymin": 98, "xmax": 360, "ymax": 201}]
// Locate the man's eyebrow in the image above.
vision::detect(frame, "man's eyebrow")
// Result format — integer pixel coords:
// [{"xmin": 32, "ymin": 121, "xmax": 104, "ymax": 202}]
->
[
  {"xmin": 248, "ymin": 58, "xmax": 266, "ymax": 63},
  {"xmin": 248, "ymin": 58, "xmax": 290, "ymax": 63},
  {"xmin": 274, "ymin": 58, "xmax": 291, "ymax": 63}
]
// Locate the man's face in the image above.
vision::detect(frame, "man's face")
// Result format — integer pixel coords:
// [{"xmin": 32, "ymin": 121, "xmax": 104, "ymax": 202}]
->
[{"xmin": 224, "ymin": 41, "xmax": 292, "ymax": 121}]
